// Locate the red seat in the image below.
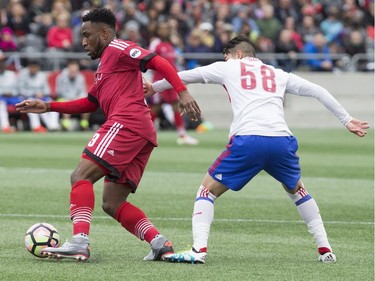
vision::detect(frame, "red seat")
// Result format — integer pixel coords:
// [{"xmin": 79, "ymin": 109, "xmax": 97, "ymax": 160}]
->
[{"xmin": 47, "ymin": 71, "xmax": 61, "ymax": 99}]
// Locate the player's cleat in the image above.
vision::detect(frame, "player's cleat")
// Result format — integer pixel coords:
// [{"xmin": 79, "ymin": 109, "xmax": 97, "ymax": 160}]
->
[
  {"xmin": 177, "ymin": 135, "xmax": 199, "ymax": 145},
  {"xmin": 41, "ymin": 236, "xmax": 90, "ymax": 261},
  {"xmin": 163, "ymin": 248, "xmax": 207, "ymax": 264},
  {"xmin": 318, "ymin": 252, "xmax": 336, "ymax": 263},
  {"xmin": 2, "ymin": 126, "xmax": 16, "ymax": 133},
  {"xmin": 143, "ymin": 235, "xmax": 174, "ymax": 261}
]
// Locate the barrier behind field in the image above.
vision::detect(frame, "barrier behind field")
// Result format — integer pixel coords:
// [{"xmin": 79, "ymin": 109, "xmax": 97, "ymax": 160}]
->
[{"xmin": 186, "ymin": 73, "xmax": 374, "ymax": 129}]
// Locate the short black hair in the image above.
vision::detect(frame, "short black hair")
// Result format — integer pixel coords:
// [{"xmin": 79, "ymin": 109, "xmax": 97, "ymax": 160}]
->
[
  {"xmin": 222, "ymin": 35, "xmax": 256, "ymax": 57},
  {"xmin": 82, "ymin": 8, "xmax": 116, "ymax": 30}
]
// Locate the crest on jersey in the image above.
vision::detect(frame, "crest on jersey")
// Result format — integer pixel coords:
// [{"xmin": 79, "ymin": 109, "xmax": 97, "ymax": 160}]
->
[{"xmin": 130, "ymin": 48, "xmax": 141, "ymax": 58}]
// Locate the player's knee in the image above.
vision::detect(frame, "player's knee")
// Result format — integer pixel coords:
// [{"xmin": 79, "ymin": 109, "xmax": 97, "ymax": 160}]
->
[
  {"xmin": 284, "ymin": 180, "xmax": 304, "ymax": 194},
  {"xmin": 102, "ymin": 201, "xmax": 116, "ymax": 217}
]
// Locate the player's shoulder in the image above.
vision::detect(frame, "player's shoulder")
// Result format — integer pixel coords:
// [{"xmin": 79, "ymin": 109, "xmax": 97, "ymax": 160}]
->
[{"xmin": 108, "ymin": 38, "xmax": 132, "ymax": 52}]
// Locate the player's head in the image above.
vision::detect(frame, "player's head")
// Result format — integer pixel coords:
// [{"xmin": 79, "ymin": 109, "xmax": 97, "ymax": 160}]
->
[
  {"xmin": 81, "ymin": 8, "xmax": 117, "ymax": 60},
  {"xmin": 222, "ymin": 35, "xmax": 256, "ymax": 61}
]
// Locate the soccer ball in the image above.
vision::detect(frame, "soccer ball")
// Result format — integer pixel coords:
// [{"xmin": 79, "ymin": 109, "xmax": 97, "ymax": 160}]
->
[{"xmin": 24, "ymin": 223, "xmax": 60, "ymax": 258}]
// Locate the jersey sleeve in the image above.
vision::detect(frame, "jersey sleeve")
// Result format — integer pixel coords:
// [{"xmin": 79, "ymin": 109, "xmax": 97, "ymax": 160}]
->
[
  {"xmin": 152, "ymin": 68, "xmax": 204, "ymax": 93},
  {"xmin": 119, "ymin": 42, "xmax": 156, "ymax": 73},
  {"xmin": 151, "ymin": 62, "xmax": 226, "ymax": 93},
  {"xmin": 286, "ymin": 73, "xmax": 352, "ymax": 125}
]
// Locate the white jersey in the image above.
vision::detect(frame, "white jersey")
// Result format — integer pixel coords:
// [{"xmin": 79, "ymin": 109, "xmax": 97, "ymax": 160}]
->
[
  {"xmin": 152, "ymin": 57, "xmax": 352, "ymax": 137},
  {"xmin": 0, "ymin": 70, "xmax": 18, "ymax": 96}
]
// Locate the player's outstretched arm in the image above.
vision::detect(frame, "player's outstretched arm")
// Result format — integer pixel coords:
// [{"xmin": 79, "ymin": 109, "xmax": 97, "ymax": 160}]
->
[
  {"xmin": 16, "ymin": 99, "xmax": 48, "ymax": 114},
  {"xmin": 345, "ymin": 118, "xmax": 369, "ymax": 137}
]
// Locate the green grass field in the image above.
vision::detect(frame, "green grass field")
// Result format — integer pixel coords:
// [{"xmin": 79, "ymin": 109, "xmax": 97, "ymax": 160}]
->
[{"xmin": 0, "ymin": 129, "xmax": 373, "ymax": 281}]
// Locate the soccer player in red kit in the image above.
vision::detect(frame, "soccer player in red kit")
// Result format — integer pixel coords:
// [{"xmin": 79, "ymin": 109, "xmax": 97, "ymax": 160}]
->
[
  {"xmin": 148, "ymin": 21, "xmax": 199, "ymax": 145},
  {"xmin": 16, "ymin": 8, "xmax": 201, "ymax": 261}
]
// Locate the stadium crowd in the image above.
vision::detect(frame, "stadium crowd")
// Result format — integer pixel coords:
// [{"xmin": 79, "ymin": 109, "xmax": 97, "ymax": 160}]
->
[{"xmin": 0, "ymin": 0, "xmax": 373, "ymax": 133}]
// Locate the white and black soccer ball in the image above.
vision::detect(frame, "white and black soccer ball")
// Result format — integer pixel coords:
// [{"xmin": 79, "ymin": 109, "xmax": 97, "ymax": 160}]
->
[{"xmin": 24, "ymin": 223, "xmax": 60, "ymax": 258}]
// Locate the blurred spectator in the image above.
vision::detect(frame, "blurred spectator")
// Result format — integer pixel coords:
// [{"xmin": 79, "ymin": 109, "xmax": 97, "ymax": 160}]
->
[
  {"xmin": 147, "ymin": 21, "xmax": 199, "ymax": 145},
  {"xmin": 343, "ymin": 30, "xmax": 368, "ymax": 71},
  {"xmin": 298, "ymin": 15, "xmax": 320, "ymax": 44},
  {"xmin": 255, "ymin": 4, "xmax": 282, "ymax": 41},
  {"xmin": 186, "ymin": 1, "xmax": 205, "ymax": 29},
  {"xmin": 303, "ymin": 32, "xmax": 333, "ymax": 71},
  {"xmin": 120, "ymin": 20, "xmax": 146, "ymax": 47},
  {"xmin": 0, "ymin": 51, "xmax": 18, "ymax": 133},
  {"xmin": 5, "ymin": 1, "xmax": 30, "ymax": 49},
  {"xmin": 33, "ymin": 12, "xmax": 53, "ymax": 48},
  {"xmin": 275, "ymin": 0, "xmax": 300, "ymax": 24},
  {"xmin": 17, "ymin": 60, "xmax": 60, "ymax": 132},
  {"xmin": 341, "ymin": 0, "xmax": 363, "ymax": 27},
  {"xmin": 199, "ymin": 22, "xmax": 222, "ymax": 53},
  {"xmin": 363, "ymin": 0, "xmax": 374, "ymax": 29},
  {"xmin": 29, "ymin": 0, "xmax": 49, "ymax": 33},
  {"xmin": 283, "ymin": 16, "xmax": 303, "ymax": 51},
  {"xmin": 320, "ymin": 5, "xmax": 344, "ymax": 45},
  {"xmin": 168, "ymin": 1, "xmax": 191, "ymax": 38},
  {"xmin": 168, "ymin": 17, "xmax": 186, "ymax": 70},
  {"xmin": 237, "ymin": 20, "xmax": 259, "ymax": 46},
  {"xmin": 299, "ymin": 1, "xmax": 324, "ymax": 23},
  {"xmin": 231, "ymin": 4, "xmax": 259, "ymax": 42},
  {"xmin": 184, "ymin": 28, "xmax": 213, "ymax": 69},
  {"xmin": 0, "ymin": 26, "xmax": 17, "ymax": 51},
  {"xmin": 50, "ymin": 0, "xmax": 71, "ymax": 20},
  {"xmin": 255, "ymin": 3, "xmax": 281, "ymax": 57},
  {"xmin": 117, "ymin": 1, "xmax": 149, "ymax": 33},
  {"xmin": 275, "ymin": 29, "xmax": 299, "ymax": 72},
  {"xmin": 212, "ymin": 2, "xmax": 231, "ymax": 24},
  {"xmin": 215, "ymin": 21, "xmax": 234, "ymax": 53},
  {"xmin": 0, "ymin": 0, "xmax": 370, "ymax": 76},
  {"xmin": 56, "ymin": 60, "xmax": 89, "ymax": 131},
  {"xmin": 47, "ymin": 12, "xmax": 73, "ymax": 51}
]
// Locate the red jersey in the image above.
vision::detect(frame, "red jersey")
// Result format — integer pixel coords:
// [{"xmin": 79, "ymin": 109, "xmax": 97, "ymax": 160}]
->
[
  {"xmin": 88, "ymin": 38, "xmax": 157, "ymax": 145},
  {"xmin": 153, "ymin": 41, "xmax": 177, "ymax": 82},
  {"xmin": 47, "ymin": 27, "xmax": 73, "ymax": 48}
]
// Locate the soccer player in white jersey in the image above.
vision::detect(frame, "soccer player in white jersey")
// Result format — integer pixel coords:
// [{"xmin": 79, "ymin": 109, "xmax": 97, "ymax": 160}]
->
[{"xmin": 144, "ymin": 35, "xmax": 369, "ymax": 264}]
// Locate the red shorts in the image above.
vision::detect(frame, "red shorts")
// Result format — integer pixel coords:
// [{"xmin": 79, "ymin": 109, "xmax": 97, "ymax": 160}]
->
[{"xmin": 83, "ymin": 120, "xmax": 155, "ymax": 192}]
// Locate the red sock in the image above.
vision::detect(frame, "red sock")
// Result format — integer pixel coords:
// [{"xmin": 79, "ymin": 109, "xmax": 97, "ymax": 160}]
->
[
  {"xmin": 318, "ymin": 247, "xmax": 332, "ymax": 254},
  {"xmin": 70, "ymin": 180, "xmax": 95, "ymax": 235},
  {"xmin": 115, "ymin": 202, "xmax": 159, "ymax": 243}
]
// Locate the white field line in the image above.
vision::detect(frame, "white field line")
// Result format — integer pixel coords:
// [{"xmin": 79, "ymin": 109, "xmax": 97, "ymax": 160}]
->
[{"xmin": 0, "ymin": 213, "xmax": 373, "ymax": 225}]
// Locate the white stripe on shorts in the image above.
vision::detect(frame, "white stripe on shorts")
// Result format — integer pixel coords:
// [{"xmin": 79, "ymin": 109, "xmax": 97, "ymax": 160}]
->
[{"xmin": 94, "ymin": 122, "xmax": 123, "ymax": 158}]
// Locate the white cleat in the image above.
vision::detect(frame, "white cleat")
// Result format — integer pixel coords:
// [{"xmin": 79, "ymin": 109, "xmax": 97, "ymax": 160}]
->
[
  {"xmin": 177, "ymin": 135, "xmax": 199, "ymax": 145},
  {"xmin": 41, "ymin": 236, "xmax": 90, "ymax": 261},
  {"xmin": 318, "ymin": 252, "xmax": 336, "ymax": 263},
  {"xmin": 163, "ymin": 248, "xmax": 206, "ymax": 264}
]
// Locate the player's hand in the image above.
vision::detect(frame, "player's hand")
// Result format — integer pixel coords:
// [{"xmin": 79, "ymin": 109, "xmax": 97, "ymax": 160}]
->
[
  {"xmin": 143, "ymin": 77, "xmax": 156, "ymax": 97},
  {"xmin": 178, "ymin": 90, "xmax": 201, "ymax": 121},
  {"xmin": 16, "ymin": 99, "xmax": 48, "ymax": 114},
  {"xmin": 346, "ymin": 118, "xmax": 369, "ymax": 137}
]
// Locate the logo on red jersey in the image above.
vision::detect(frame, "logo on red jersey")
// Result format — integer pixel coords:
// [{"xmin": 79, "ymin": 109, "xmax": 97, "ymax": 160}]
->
[{"xmin": 130, "ymin": 48, "xmax": 141, "ymax": 58}]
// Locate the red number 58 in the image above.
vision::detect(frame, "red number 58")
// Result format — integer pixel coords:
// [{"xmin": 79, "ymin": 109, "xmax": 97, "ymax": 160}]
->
[{"xmin": 240, "ymin": 63, "xmax": 276, "ymax": 93}]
